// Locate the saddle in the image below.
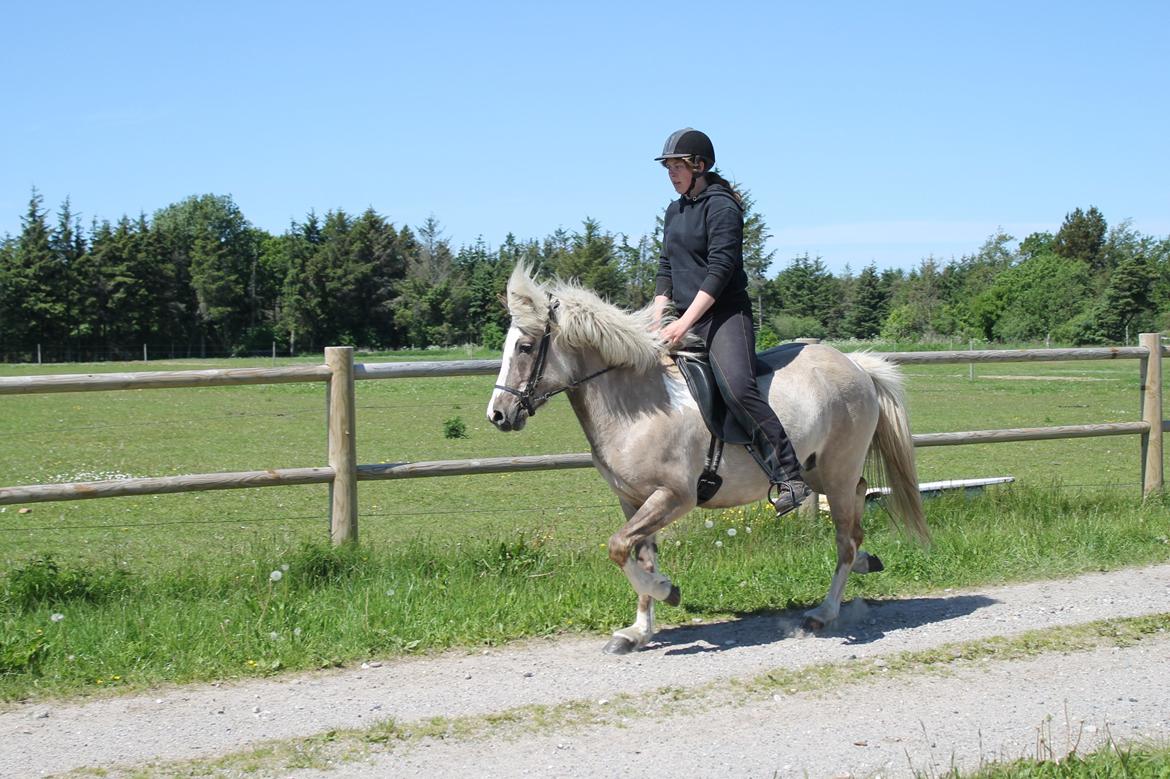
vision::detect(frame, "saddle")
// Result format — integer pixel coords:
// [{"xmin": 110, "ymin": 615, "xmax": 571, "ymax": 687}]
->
[
  {"xmin": 674, "ymin": 342, "xmax": 806, "ymax": 503},
  {"xmin": 674, "ymin": 342, "xmax": 805, "ymax": 445}
]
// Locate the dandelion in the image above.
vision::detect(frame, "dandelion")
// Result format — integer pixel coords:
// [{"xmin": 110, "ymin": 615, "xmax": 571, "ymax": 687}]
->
[
  {"xmin": 715, "ymin": 540, "xmax": 723, "ymax": 548},
  {"xmin": 293, "ymin": 627, "xmax": 303, "ymax": 637},
  {"xmin": 269, "ymin": 570, "xmax": 283, "ymax": 582},
  {"xmin": 96, "ymin": 679, "xmax": 104, "ymax": 685},
  {"xmin": 746, "ymin": 526, "xmax": 752, "ymax": 534},
  {"xmin": 386, "ymin": 589, "xmax": 396, "ymax": 597},
  {"xmin": 247, "ymin": 660, "xmax": 258, "ymax": 667},
  {"xmin": 726, "ymin": 528, "xmax": 737, "ymax": 537},
  {"xmin": 112, "ymin": 675, "xmax": 121, "ymax": 681},
  {"xmin": 281, "ymin": 563, "xmax": 289, "ymax": 572},
  {"xmin": 269, "ymin": 631, "xmax": 280, "ymax": 641},
  {"xmin": 50, "ymin": 613, "xmax": 64, "ymax": 623},
  {"xmin": 704, "ymin": 519, "xmax": 714, "ymax": 529}
]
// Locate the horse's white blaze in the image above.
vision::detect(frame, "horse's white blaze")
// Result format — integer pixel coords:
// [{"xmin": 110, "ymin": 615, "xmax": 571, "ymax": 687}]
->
[{"xmin": 486, "ymin": 325, "xmax": 522, "ymax": 422}]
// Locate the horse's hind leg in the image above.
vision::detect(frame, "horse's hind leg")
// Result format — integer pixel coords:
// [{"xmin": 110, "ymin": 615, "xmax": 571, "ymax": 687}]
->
[
  {"xmin": 803, "ymin": 477, "xmax": 868, "ymax": 631},
  {"xmin": 604, "ymin": 534, "xmax": 662, "ymax": 655},
  {"xmin": 849, "ymin": 478, "xmax": 883, "ymax": 574}
]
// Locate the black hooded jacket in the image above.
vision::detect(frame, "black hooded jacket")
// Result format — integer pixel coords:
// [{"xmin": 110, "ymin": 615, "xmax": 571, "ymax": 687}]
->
[{"xmin": 655, "ymin": 182, "xmax": 751, "ymax": 315}]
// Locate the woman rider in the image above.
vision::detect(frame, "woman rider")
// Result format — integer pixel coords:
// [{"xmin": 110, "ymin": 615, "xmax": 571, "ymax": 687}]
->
[{"xmin": 652, "ymin": 128, "xmax": 810, "ymax": 516}]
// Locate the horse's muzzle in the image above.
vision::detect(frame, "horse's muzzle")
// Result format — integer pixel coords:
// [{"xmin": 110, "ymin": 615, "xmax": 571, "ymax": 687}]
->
[{"xmin": 489, "ymin": 406, "xmax": 528, "ymax": 432}]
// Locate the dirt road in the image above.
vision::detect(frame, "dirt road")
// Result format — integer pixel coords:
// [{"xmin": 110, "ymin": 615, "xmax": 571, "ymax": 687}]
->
[{"xmin": 3, "ymin": 563, "xmax": 1169, "ymax": 778}]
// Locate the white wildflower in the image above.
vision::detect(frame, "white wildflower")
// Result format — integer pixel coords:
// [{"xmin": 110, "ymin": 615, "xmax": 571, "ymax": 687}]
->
[
  {"xmin": 50, "ymin": 613, "xmax": 64, "ymax": 623},
  {"xmin": 269, "ymin": 570, "xmax": 283, "ymax": 582},
  {"xmin": 280, "ymin": 563, "xmax": 289, "ymax": 572},
  {"xmin": 726, "ymin": 528, "xmax": 737, "ymax": 537},
  {"xmin": 715, "ymin": 540, "xmax": 723, "ymax": 548},
  {"xmin": 704, "ymin": 519, "xmax": 714, "ymax": 529}
]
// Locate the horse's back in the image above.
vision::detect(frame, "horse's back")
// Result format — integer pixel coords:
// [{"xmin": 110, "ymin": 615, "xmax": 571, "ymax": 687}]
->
[{"xmin": 762, "ymin": 343, "xmax": 881, "ymax": 467}]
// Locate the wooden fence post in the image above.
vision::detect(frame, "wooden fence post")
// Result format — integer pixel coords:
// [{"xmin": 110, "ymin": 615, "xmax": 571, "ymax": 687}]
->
[
  {"xmin": 326, "ymin": 346, "xmax": 358, "ymax": 544},
  {"xmin": 1140, "ymin": 332, "xmax": 1163, "ymax": 498}
]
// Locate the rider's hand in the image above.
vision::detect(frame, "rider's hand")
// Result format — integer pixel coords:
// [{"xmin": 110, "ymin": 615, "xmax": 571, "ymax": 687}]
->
[{"xmin": 659, "ymin": 319, "xmax": 690, "ymax": 348}]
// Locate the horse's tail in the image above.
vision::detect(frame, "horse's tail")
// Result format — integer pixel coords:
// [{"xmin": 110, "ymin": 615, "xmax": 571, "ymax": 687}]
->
[{"xmin": 849, "ymin": 352, "xmax": 930, "ymax": 545}]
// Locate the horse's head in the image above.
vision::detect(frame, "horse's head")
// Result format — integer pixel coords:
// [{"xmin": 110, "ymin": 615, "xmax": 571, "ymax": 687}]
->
[{"xmin": 486, "ymin": 265, "xmax": 566, "ymax": 431}]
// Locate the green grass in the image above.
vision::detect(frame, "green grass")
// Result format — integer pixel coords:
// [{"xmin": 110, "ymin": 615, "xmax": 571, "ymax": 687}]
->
[
  {"xmin": 2, "ymin": 351, "xmax": 1170, "ymax": 701},
  {"xmin": 2, "ymin": 486, "xmax": 1169, "ymax": 702},
  {"xmin": 948, "ymin": 743, "xmax": 1170, "ymax": 778}
]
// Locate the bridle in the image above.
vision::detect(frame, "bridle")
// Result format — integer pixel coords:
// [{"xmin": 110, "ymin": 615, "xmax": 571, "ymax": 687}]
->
[{"xmin": 493, "ymin": 302, "xmax": 614, "ymax": 417}]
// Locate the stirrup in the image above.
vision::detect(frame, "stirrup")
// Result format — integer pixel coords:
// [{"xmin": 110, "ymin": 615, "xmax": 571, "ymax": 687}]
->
[{"xmin": 769, "ymin": 480, "xmax": 812, "ymax": 518}]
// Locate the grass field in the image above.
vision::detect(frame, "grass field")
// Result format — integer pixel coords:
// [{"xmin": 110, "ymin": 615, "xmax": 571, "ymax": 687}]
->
[{"xmin": 2, "ymin": 345, "xmax": 1169, "ymax": 701}]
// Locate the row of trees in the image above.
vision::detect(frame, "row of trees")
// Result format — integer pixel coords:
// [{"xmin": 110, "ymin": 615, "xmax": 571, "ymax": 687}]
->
[
  {"xmin": 2, "ymin": 190, "xmax": 1167, "ymax": 361},
  {"xmin": 766, "ymin": 208, "xmax": 1170, "ymax": 346}
]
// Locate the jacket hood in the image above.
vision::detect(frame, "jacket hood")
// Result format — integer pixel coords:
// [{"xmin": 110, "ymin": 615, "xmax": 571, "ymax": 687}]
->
[{"xmin": 679, "ymin": 181, "xmax": 741, "ymax": 210}]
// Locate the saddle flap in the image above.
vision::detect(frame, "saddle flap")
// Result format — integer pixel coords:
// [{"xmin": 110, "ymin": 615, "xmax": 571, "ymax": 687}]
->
[{"xmin": 674, "ymin": 355, "xmax": 752, "ymax": 446}]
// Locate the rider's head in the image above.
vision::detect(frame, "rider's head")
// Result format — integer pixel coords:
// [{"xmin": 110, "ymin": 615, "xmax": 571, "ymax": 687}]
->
[{"xmin": 655, "ymin": 128, "xmax": 715, "ymax": 197}]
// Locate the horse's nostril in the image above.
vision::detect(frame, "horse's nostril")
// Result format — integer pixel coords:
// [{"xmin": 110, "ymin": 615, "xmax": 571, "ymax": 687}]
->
[{"xmin": 491, "ymin": 409, "xmax": 504, "ymax": 423}]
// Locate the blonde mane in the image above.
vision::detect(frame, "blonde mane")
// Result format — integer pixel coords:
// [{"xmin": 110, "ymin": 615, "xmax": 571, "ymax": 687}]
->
[{"xmin": 506, "ymin": 264, "xmax": 669, "ymax": 374}]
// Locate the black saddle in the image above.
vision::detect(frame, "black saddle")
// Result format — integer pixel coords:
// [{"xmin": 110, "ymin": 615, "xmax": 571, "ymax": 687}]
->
[{"xmin": 674, "ymin": 342, "xmax": 805, "ymax": 445}]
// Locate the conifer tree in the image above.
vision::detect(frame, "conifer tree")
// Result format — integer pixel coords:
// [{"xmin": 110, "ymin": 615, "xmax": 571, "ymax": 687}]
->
[{"xmin": 842, "ymin": 263, "xmax": 887, "ymax": 339}]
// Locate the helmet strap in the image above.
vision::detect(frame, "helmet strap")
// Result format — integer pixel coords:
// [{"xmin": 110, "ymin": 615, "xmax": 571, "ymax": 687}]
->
[{"xmin": 685, "ymin": 157, "xmax": 706, "ymax": 199}]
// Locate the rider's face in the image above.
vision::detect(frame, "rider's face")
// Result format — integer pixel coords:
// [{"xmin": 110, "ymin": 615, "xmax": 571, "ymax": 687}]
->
[{"xmin": 663, "ymin": 158, "xmax": 697, "ymax": 195}]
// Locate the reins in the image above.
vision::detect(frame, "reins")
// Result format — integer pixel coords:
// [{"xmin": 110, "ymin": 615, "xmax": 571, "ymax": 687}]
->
[{"xmin": 493, "ymin": 302, "xmax": 614, "ymax": 416}]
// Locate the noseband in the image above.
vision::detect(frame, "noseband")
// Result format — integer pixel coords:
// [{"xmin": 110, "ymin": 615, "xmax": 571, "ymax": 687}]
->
[{"xmin": 494, "ymin": 303, "xmax": 613, "ymax": 416}]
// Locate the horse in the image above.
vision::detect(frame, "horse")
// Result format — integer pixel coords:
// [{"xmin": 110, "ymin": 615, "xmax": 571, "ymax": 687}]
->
[{"xmin": 486, "ymin": 264, "xmax": 928, "ymax": 655}]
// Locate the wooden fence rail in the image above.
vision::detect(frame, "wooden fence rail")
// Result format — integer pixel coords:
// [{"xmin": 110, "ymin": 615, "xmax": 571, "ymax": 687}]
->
[{"xmin": 0, "ymin": 338, "xmax": 1164, "ymax": 544}]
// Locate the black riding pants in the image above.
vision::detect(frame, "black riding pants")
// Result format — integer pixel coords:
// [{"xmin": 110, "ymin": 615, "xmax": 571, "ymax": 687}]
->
[{"xmin": 690, "ymin": 307, "xmax": 803, "ymax": 483}]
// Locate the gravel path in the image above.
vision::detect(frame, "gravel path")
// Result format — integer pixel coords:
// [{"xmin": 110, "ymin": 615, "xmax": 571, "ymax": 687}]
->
[{"xmin": 3, "ymin": 563, "xmax": 1169, "ymax": 778}]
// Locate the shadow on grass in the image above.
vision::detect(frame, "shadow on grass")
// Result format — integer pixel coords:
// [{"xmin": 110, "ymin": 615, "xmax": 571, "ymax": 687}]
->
[{"xmin": 651, "ymin": 593, "xmax": 998, "ymax": 655}]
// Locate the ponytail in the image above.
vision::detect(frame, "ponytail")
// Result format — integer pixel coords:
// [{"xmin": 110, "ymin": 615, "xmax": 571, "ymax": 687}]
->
[{"xmin": 702, "ymin": 169, "xmax": 743, "ymax": 207}]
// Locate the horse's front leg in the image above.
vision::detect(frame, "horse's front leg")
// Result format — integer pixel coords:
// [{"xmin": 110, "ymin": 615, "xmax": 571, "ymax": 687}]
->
[
  {"xmin": 603, "ymin": 535, "xmax": 662, "ymax": 655},
  {"xmin": 603, "ymin": 490, "xmax": 692, "ymax": 655}
]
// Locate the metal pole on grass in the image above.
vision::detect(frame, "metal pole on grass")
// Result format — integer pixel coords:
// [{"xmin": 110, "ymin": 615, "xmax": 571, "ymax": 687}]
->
[
  {"xmin": 1139, "ymin": 332, "xmax": 1163, "ymax": 497},
  {"xmin": 326, "ymin": 346, "xmax": 358, "ymax": 544}
]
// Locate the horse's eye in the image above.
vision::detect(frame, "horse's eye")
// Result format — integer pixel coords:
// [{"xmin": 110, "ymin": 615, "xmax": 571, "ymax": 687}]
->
[{"xmin": 518, "ymin": 341, "xmax": 534, "ymax": 354}]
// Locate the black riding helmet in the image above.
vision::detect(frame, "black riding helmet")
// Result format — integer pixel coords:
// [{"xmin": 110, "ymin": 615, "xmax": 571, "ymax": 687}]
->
[
  {"xmin": 655, "ymin": 128, "xmax": 715, "ymax": 197},
  {"xmin": 654, "ymin": 127, "xmax": 715, "ymax": 169}
]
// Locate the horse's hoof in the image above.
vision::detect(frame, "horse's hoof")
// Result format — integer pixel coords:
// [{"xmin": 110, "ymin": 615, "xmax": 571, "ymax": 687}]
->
[
  {"xmin": 665, "ymin": 585, "xmax": 681, "ymax": 607},
  {"xmin": 867, "ymin": 554, "xmax": 884, "ymax": 573},
  {"xmin": 602, "ymin": 635, "xmax": 637, "ymax": 655},
  {"xmin": 801, "ymin": 616, "xmax": 825, "ymax": 633}
]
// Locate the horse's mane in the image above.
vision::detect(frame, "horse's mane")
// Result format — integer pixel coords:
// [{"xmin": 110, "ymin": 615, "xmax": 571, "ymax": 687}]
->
[{"xmin": 506, "ymin": 264, "xmax": 670, "ymax": 374}]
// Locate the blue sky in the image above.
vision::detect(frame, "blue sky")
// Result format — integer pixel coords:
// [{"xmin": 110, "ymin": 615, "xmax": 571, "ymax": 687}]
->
[{"xmin": 2, "ymin": 1, "xmax": 1167, "ymax": 274}]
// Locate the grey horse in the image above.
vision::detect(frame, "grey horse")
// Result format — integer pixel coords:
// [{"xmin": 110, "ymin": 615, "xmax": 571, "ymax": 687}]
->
[{"xmin": 487, "ymin": 265, "xmax": 928, "ymax": 654}]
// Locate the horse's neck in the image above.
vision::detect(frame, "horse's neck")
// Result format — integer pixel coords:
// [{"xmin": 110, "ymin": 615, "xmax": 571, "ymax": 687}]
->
[{"xmin": 566, "ymin": 361, "xmax": 673, "ymax": 453}]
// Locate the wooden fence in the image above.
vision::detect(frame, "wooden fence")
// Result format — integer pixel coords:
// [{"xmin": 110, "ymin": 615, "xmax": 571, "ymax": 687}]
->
[{"xmin": 0, "ymin": 335, "xmax": 1164, "ymax": 544}]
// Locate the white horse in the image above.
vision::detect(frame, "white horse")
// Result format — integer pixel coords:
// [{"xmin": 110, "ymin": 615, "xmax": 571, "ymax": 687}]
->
[{"xmin": 487, "ymin": 265, "xmax": 928, "ymax": 654}]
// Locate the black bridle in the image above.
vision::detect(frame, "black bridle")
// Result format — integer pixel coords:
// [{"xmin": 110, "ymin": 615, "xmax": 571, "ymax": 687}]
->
[{"xmin": 493, "ymin": 303, "xmax": 614, "ymax": 417}]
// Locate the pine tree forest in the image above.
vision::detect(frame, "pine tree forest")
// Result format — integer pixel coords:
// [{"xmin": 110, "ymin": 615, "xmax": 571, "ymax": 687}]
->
[{"xmin": 2, "ymin": 191, "xmax": 1168, "ymax": 362}]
